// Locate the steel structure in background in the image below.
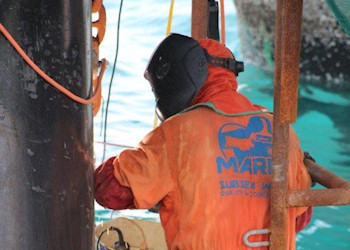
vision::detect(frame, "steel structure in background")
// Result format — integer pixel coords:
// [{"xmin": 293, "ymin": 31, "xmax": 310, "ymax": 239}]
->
[{"xmin": 0, "ymin": 0, "xmax": 94, "ymax": 249}]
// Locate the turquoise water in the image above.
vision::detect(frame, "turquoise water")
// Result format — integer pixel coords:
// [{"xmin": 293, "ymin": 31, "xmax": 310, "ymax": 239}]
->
[{"xmin": 94, "ymin": 1, "xmax": 350, "ymax": 249}]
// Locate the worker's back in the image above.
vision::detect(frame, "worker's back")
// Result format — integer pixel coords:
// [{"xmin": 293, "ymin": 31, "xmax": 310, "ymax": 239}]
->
[{"xmin": 154, "ymin": 107, "xmax": 310, "ymax": 250}]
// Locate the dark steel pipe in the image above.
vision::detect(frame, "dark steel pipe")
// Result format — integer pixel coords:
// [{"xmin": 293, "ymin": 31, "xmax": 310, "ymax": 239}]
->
[
  {"xmin": 270, "ymin": 0, "xmax": 304, "ymax": 249},
  {"xmin": 191, "ymin": 0, "xmax": 208, "ymax": 40},
  {"xmin": 0, "ymin": 0, "xmax": 94, "ymax": 249}
]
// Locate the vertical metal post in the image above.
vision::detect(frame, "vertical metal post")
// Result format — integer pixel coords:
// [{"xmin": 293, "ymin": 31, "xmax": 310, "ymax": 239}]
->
[
  {"xmin": 191, "ymin": 0, "xmax": 208, "ymax": 40},
  {"xmin": 270, "ymin": 0, "xmax": 304, "ymax": 249},
  {"xmin": 0, "ymin": 0, "xmax": 94, "ymax": 249}
]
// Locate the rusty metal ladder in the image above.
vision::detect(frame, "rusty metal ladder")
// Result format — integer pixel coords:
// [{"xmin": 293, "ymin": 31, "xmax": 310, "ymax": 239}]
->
[
  {"xmin": 191, "ymin": 0, "xmax": 350, "ymax": 249},
  {"xmin": 269, "ymin": 0, "xmax": 350, "ymax": 248}
]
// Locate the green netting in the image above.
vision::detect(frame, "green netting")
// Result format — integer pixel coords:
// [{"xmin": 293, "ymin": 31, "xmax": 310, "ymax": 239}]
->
[{"xmin": 325, "ymin": 0, "xmax": 350, "ymax": 36}]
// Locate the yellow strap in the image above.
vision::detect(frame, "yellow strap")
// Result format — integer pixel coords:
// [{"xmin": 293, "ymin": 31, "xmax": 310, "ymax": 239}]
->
[
  {"xmin": 166, "ymin": 0, "xmax": 175, "ymax": 36},
  {"xmin": 153, "ymin": 0, "xmax": 175, "ymax": 128}
]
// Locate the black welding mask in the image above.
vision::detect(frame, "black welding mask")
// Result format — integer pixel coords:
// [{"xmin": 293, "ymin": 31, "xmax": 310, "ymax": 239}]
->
[{"xmin": 144, "ymin": 33, "xmax": 244, "ymax": 121}]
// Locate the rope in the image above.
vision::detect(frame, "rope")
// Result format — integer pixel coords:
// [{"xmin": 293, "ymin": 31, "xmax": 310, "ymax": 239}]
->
[
  {"xmin": 94, "ymin": 140, "xmax": 133, "ymax": 149},
  {"xmin": 219, "ymin": 0, "xmax": 225, "ymax": 44},
  {"xmin": 0, "ymin": 23, "xmax": 106, "ymax": 105},
  {"xmin": 102, "ymin": 0, "xmax": 124, "ymax": 161},
  {"xmin": 153, "ymin": 0, "xmax": 175, "ymax": 128}
]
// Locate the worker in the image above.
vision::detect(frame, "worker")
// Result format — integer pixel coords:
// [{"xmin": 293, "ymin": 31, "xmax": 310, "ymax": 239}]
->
[{"xmin": 94, "ymin": 33, "xmax": 312, "ymax": 249}]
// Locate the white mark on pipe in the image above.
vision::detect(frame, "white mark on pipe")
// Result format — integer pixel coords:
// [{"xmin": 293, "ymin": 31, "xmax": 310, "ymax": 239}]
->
[
  {"xmin": 32, "ymin": 185, "xmax": 46, "ymax": 193},
  {"xmin": 273, "ymin": 164, "xmax": 286, "ymax": 182},
  {"xmin": 27, "ymin": 148, "xmax": 34, "ymax": 156}
]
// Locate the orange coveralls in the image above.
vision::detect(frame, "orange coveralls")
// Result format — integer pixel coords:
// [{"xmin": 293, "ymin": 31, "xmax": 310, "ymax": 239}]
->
[{"xmin": 95, "ymin": 39, "xmax": 312, "ymax": 249}]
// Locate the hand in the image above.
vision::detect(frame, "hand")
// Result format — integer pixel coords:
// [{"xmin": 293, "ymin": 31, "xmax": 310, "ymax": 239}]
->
[
  {"xmin": 304, "ymin": 151, "xmax": 316, "ymax": 162},
  {"xmin": 95, "ymin": 157, "xmax": 134, "ymax": 210},
  {"xmin": 303, "ymin": 151, "xmax": 316, "ymax": 187}
]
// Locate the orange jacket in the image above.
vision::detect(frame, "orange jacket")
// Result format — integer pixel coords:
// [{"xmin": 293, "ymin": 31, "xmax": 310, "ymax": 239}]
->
[{"xmin": 95, "ymin": 39, "xmax": 312, "ymax": 249}]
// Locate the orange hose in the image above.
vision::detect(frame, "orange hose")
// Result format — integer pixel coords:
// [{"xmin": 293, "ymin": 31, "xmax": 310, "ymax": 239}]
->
[
  {"xmin": 219, "ymin": 0, "xmax": 225, "ymax": 45},
  {"xmin": 0, "ymin": 23, "xmax": 105, "ymax": 105}
]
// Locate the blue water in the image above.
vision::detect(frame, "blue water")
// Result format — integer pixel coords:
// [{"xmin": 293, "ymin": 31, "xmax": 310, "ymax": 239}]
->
[{"xmin": 93, "ymin": 1, "xmax": 350, "ymax": 249}]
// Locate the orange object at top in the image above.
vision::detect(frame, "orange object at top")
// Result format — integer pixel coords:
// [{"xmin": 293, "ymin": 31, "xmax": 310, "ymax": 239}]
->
[{"xmin": 96, "ymin": 39, "xmax": 311, "ymax": 249}]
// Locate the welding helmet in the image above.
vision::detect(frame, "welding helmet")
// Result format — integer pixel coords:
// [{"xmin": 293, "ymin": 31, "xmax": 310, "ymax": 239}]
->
[{"xmin": 144, "ymin": 33, "xmax": 244, "ymax": 121}]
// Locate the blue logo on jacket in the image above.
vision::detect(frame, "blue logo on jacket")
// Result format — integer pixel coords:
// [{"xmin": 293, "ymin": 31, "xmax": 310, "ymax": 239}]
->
[{"xmin": 216, "ymin": 116, "xmax": 272, "ymax": 175}]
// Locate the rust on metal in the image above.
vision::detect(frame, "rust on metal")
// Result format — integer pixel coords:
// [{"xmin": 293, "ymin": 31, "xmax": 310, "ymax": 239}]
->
[
  {"xmin": 270, "ymin": 123, "xmax": 289, "ymax": 250},
  {"xmin": 191, "ymin": 0, "xmax": 208, "ymax": 40},
  {"xmin": 273, "ymin": 0, "xmax": 304, "ymax": 124},
  {"xmin": 270, "ymin": 0, "xmax": 304, "ymax": 249},
  {"xmin": 288, "ymin": 188, "xmax": 350, "ymax": 207},
  {"xmin": 288, "ymin": 159, "xmax": 350, "ymax": 207},
  {"xmin": 269, "ymin": 0, "xmax": 350, "ymax": 247},
  {"xmin": 304, "ymin": 158, "xmax": 350, "ymax": 189}
]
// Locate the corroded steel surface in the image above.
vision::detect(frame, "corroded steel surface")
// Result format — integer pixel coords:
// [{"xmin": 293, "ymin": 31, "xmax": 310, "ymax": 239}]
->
[
  {"xmin": 288, "ymin": 188, "xmax": 350, "ymax": 207},
  {"xmin": 274, "ymin": 0, "xmax": 303, "ymax": 124},
  {"xmin": 288, "ymin": 159, "xmax": 350, "ymax": 207},
  {"xmin": 270, "ymin": 123, "xmax": 289, "ymax": 250},
  {"xmin": 191, "ymin": 0, "xmax": 208, "ymax": 40},
  {"xmin": 304, "ymin": 158, "xmax": 350, "ymax": 189},
  {"xmin": 270, "ymin": 0, "xmax": 304, "ymax": 249}
]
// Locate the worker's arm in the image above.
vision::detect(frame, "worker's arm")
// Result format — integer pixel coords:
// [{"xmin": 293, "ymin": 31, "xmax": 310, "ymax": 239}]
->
[
  {"xmin": 94, "ymin": 125, "xmax": 174, "ymax": 210},
  {"xmin": 95, "ymin": 156, "xmax": 134, "ymax": 210}
]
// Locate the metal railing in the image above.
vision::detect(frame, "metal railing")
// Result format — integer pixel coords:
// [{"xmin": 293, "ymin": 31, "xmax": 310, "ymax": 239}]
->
[{"xmin": 270, "ymin": 0, "xmax": 350, "ymax": 249}]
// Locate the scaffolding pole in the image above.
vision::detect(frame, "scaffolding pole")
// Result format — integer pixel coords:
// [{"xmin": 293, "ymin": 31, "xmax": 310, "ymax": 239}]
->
[
  {"xmin": 191, "ymin": 0, "xmax": 208, "ymax": 40},
  {"xmin": 270, "ymin": 0, "xmax": 350, "ymax": 249},
  {"xmin": 269, "ymin": 0, "xmax": 304, "ymax": 249}
]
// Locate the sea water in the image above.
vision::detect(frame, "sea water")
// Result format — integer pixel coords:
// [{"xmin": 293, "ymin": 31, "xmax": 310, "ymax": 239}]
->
[{"xmin": 93, "ymin": 1, "xmax": 350, "ymax": 249}]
